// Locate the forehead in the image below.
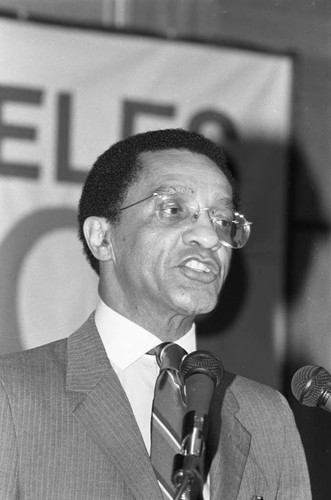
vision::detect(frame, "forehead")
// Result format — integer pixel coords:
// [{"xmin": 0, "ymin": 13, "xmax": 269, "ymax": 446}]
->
[{"xmin": 133, "ymin": 148, "xmax": 233, "ymax": 200}]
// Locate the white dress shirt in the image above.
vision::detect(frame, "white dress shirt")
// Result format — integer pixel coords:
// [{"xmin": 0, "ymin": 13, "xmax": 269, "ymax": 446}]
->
[
  {"xmin": 95, "ymin": 298, "xmax": 196, "ymax": 453},
  {"xmin": 94, "ymin": 299, "xmax": 210, "ymax": 499}
]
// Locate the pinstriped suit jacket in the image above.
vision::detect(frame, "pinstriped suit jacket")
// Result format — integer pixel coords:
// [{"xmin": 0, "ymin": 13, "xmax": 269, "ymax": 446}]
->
[{"xmin": 0, "ymin": 314, "xmax": 311, "ymax": 499}]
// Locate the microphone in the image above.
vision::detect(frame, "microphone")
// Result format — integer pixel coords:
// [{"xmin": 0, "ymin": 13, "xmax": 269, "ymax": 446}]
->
[
  {"xmin": 291, "ymin": 364, "xmax": 331, "ymax": 412},
  {"xmin": 172, "ymin": 350, "xmax": 223, "ymax": 498}
]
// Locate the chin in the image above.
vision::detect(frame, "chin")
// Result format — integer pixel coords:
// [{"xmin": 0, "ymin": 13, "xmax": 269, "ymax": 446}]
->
[{"xmin": 174, "ymin": 291, "xmax": 219, "ymax": 317}]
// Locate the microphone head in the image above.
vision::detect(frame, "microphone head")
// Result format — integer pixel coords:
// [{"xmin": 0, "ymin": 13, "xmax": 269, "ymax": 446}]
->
[
  {"xmin": 180, "ymin": 350, "xmax": 224, "ymax": 387},
  {"xmin": 291, "ymin": 364, "xmax": 331, "ymax": 407}
]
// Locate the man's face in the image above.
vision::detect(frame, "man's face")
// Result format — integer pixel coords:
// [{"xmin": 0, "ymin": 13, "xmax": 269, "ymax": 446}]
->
[{"xmin": 107, "ymin": 148, "xmax": 233, "ymax": 324}]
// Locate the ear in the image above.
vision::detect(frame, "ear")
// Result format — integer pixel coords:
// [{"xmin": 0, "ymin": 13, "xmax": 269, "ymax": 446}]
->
[{"xmin": 83, "ymin": 217, "xmax": 113, "ymax": 262}]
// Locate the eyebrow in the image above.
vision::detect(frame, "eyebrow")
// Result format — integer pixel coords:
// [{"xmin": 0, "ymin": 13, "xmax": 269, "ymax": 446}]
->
[
  {"xmin": 215, "ymin": 198, "xmax": 236, "ymax": 211},
  {"xmin": 155, "ymin": 184, "xmax": 194, "ymax": 196},
  {"xmin": 156, "ymin": 185, "xmax": 235, "ymax": 209}
]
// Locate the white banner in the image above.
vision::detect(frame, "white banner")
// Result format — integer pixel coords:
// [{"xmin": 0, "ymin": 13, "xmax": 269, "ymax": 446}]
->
[{"xmin": 0, "ymin": 18, "xmax": 292, "ymax": 387}]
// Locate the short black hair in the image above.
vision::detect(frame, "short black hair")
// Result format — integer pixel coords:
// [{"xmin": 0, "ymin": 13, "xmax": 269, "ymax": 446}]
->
[{"xmin": 78, "ymin": 128, "xmax": 238, "ymax": 274}]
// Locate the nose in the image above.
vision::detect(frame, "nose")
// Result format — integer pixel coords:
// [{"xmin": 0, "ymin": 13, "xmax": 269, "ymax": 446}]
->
[{"xmin": 181, "ymin": 211, "xmax": 220, "ymax": 250}]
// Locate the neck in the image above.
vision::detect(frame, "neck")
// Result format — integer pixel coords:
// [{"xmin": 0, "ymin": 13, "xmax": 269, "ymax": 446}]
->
[
  {"xmin": 149, "ymin": 316, "xmax": 195, "ymax": 342},
  {"xmin": 99, "ymin": 285, "xmax": 195, "ymax": 342}
]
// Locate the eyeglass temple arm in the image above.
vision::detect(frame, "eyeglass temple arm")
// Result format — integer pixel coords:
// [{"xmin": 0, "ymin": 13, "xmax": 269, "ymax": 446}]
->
[{"xmin": 120, "ymin": 193, "xmax": 157, "ymax": 211}]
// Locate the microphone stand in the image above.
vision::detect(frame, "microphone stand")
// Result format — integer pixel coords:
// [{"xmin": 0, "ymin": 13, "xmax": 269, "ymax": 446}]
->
[
  {"xmin": 172, "ymin": 411, "xmax": 207, "ymax": 500},
  {"xmin": 173, "ymin": 457, "xmax": 202, "ymax": 500},
  {"xmin": 173, "ymin": 473, "xmax": 191, "ymax": 500}
]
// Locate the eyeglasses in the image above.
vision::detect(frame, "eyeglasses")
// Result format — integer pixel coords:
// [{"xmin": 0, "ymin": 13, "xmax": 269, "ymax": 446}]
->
[{"xmin": 120, "ymin": 191, "xmax": 252, "ymax": 249}]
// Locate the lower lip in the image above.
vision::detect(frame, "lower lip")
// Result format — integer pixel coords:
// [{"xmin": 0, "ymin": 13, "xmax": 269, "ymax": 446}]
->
[{"xmin": 179, "ymin": 265, "xmax": 218, "ymax": 283}]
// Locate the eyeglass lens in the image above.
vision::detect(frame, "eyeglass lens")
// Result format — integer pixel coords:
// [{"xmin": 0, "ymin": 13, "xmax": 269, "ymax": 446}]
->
[{"xmin": 154, "ymin": 193, "xmax": 251, "ymax": 249}]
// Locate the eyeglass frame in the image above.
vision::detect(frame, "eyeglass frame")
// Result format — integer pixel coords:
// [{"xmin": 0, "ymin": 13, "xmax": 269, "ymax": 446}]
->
[{"xmin": 119, "ymin": 190, "xmax": 252, "ymax": 249}]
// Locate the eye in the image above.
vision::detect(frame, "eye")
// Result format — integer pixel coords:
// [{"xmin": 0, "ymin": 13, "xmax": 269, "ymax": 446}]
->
[
  {"xmin": 211, "ymin": 209, "xmax": 233, "ymax": 228},
  {"xmin": 158, "ymin": 198, "xmax": 187, "ymax": 219},
  {"xmin": 214, "ymin": 218, "xmax": 232, "ymax": 230}
]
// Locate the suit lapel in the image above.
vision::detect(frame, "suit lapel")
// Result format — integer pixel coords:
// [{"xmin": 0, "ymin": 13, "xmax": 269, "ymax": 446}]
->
[
  {"xmin": 208, "ymin": 372, "xmax": 252, "ymax": 500},
  {"xmin": 66, "ymin": 314, "xmax": 163, "ymax": 500}
]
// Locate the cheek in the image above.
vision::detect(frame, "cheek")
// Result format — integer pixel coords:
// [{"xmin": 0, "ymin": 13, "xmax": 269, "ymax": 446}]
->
[
  {"xmin": 222, "ymin": 246, "xmax": 232, "ymax": 261},
  {"xmin": 116, "ymin": 228, "xmax": 160, "ymax": 269},
  {"xmin": 218, "ymin": 247, "xmax": 232, "ymax": 277},
  {"xmin": 113, "ymin": 221, "xmax": 181, "ymax": 281}
]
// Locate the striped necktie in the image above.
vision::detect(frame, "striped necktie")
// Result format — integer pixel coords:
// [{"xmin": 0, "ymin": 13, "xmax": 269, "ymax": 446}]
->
[{"xmin": 150, "ymin": 342, "xmax": 187, "ymax": 499}]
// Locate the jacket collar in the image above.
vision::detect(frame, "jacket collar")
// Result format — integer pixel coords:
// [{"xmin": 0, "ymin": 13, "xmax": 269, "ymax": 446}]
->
[
  {"xmin": 206, "ymin": 371, "xmax": 252, "ymax": 499},
  {"xmin": 66, "ymin": 314, "xmax": 163, "ymax": 500}
]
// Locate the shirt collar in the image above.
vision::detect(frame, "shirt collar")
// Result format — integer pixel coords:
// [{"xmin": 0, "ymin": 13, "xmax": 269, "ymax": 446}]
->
[{"xmin": 95, "ymin": 299, "xmax": 196, "ymax": 373}]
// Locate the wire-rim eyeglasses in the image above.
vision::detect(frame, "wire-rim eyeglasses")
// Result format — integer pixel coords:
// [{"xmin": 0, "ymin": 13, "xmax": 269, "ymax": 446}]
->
[{"xmin": 120, "ymin": 191, "xmax": 252, "ymax": 249}]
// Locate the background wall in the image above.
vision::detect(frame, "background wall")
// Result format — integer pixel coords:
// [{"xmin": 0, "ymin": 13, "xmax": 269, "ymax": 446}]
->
[{"xmin": 0, "ymin": 1, "xmax": 330, "ymax": 498}]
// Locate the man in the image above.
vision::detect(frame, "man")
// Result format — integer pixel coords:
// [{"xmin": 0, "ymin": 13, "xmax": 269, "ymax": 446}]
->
[{"xmin": 0, "ymin": 129, "xmax": 310, "ymax": 499}]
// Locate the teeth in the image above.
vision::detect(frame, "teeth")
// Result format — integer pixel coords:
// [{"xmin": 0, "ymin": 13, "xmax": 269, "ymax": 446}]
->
[{"xmin": 185, "ymin": 260, "xmax": 211, "ymax": 273}]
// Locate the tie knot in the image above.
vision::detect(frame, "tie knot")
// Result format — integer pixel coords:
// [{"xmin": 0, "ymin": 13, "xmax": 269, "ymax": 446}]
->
[{"xmin": 153, "ymin": 342, "xmax": 187, "ymax": 371}]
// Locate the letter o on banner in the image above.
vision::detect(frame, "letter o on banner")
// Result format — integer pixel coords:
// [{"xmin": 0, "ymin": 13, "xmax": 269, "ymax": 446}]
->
[{"xmin": 0, "ymin": 208, "xmax": 95, "ymax": 354}]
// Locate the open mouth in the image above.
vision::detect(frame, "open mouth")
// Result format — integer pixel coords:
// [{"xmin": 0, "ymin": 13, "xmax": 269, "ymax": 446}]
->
[
  {"xmin": 179, "ymin": 258, "xmax": 219, "ymax": 283},
  {"xmin": 184, "ymin": 259, "xmax": 212, "ymax": 273}
]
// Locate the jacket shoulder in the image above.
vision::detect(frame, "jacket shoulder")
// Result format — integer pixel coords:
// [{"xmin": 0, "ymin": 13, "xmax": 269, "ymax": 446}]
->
[
  {"xmin": 0, "ymin": 337, "xmax": 68, "ymax": 385},
  {"xmin": 225, "ymin": 371, "xmax": 295, "ymax": 429}
]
